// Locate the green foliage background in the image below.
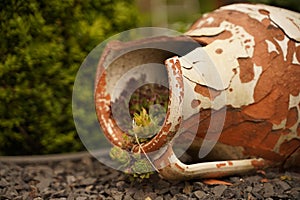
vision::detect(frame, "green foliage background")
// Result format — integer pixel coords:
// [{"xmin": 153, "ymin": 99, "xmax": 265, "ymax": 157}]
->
[
  {"xmin": 0, "ymin": 0, "xmax": 139, "ymax": 155},
  {"xmin": 0, "ymin": 0, "xmax": 299, "ymax": 156}
]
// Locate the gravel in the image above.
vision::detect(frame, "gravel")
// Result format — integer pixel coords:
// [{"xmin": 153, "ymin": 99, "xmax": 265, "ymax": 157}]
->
[{"xmin": 0, "ymin": 152, "xmax": 299, "ymax": 200}]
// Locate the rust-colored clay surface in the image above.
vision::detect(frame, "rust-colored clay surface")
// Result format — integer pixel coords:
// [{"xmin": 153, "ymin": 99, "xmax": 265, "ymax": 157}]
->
[{"xmin": 185, "ymin": 4, "xmax": 300, "ymax": 168}]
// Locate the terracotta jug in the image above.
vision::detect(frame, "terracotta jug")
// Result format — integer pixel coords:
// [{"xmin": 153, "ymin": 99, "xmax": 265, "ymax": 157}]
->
[{"xmin": 94, "ymin": 4, "xmax": 300, "ymax": 180}]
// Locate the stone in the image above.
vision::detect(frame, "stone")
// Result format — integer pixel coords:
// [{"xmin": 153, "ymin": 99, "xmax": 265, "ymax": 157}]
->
[
  {"xmin": 193, "ymin": 190, "xmax": 206, "ymax": 199},
  {"xmin": 170, "ymin": 186, "xmax": 180, "ymax": 196},
  {"xmin": 0, "ymin": 178, "xmax": 9, "ymax": 187},
  {"xmin": 174, "ymin": 193, "xmax": 188, "ymax": 200},
  {"xmin": 116, "ymin": 181, "xmax": 126, "ymax": 190},
  {"xmin": 111, "ymin": 191, "xmax": 123, "ymax": 200},
  {"xmin": 182, "ymin": 182, "xmax": 193, "ymax": 195},
  {"xmin": 66, "ymin": 175, "xmax": 76, "ymax": 185},
  {"xmin": 36, "ymin": 176, "xmax": 52, "ymax": 192},
  {"xmin": 212, "ymin": 185, "xmax": 227, "ymax": 197},
  {"xmin": 75, "ymin": 197, "xmax": 87, "ymax": 200},
  {"xmin": 79, "ymin": 177, "xmax": 96, "ymax": 186},
  {"xmin": 246, "ymin": 193, "xmax": 256, "ymax": 200},
  {"xmin": 123, "ymin": 194, "xmax": 134, "ymax": 200},
  {"xmin": 262, "ymin": 183, "xmax": 274, "ymax": 198},
  {"xmin": 133, "ymin": 190, "xmax": 146, "ymax": 199},
  {"xmin": 276, "ymin": 180, "xmax": 291, "ymax": 191}
]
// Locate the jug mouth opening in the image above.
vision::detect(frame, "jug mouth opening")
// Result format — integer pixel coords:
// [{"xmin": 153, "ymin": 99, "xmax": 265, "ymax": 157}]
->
[{"xmin": 94, "ymin": 36, "xmax": 197, "ymax": 154}]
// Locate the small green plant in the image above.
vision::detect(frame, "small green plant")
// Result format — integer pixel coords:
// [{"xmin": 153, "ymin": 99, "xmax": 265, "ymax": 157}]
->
[
  {"xmin": 109, "ymin": 145, "xmax": 131, "ymax": 169},
  {"xmin": 109, "ymin": 146, "xmax": 154, "ymax": 180},
  {"xmin": 110, "ymin": 82, "xmax": 169, "ymax": 179},
  {"xmin": 109, "ymin": 107, "xmax": 165, "ymax": 180},
  {"xmin": 129, "ymin": 107, "xmax": 164, "ymax": 143}
]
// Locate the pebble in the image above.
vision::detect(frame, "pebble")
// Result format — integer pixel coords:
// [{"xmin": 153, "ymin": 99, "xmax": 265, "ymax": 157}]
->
[
  {"xmin": 263, "ymin": 182, "xmax": 275, "ymax": 198},
  {"xmin": 0, "ymin": 155, "xmax": 299, "ymax": 199},
  {"xmin": 193, "ymin": 190, "xmax": 206, "ymax": 199},
  {"xmin": 213, "ymin": 185, "xmax": 227, "ymax": 197},
  {"xmin": 276, "ymin": 179, "xmax": 291, "ymax": 191},
  {"xmin": 173, "ymin": 193, "xmax": 188, "ymax": 200},
  {"xmin": 0, "ymin": 178, "xmax": 9, "ymax": 187},
  {"xmin": 124, "ymin": 194, "xmax": 134, "ymax": 200},
  {"xmin": 170, "ymin": 186, "xmax": 180, "ymax": 196},
  {"xmin": 133, "ymin": 190, "xmax": 146, "ymax": 199},
  {"xmin": 79, "ymin": 177, "xmax": 96, "ymax": 186}
]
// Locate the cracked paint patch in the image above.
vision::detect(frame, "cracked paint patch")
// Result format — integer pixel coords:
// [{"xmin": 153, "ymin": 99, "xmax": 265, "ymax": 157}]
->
[
  {"xmin": 185, "ymin": 20, "xmax": 256, "ymax": 89},
  {"xmin": 221, "ymin": 3, "xmax": 300, "ymax": 42},
  {"xmin": 183, "ymin": 4, "xmax": 300, "ymax": 167},
  {"xmin": 220, "ymin": 4, "xmax": 269, "ymax": 22}
]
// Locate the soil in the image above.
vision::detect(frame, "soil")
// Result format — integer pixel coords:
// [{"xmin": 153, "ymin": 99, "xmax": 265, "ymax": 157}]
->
[{"xmin": 0, "ymin": 152, "xmax": 299, "ymax": 200}]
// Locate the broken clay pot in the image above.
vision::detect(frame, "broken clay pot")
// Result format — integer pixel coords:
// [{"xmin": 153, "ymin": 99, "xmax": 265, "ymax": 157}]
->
[{"xmin": 94, "ymin": 4, "xmax": 300, "ymax": 180}]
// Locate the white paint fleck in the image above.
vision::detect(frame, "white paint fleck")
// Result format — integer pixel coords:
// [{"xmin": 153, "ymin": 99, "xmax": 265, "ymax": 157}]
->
[
  {"xmin": 186, "ymin": 26, "xmax": 225, "ymax": 36},
  {"xmin": 289, "ymin": 92, "xmax": 300, "ymax": 109},
  {"xmin": 265, "ymin": 40, "xmax": 279, "ymax": 54},
  {"xmin": 106, "ymin": 121, "xmax": 114, "ymax": 137},
  {"xmin": 275, "ymin": 36, "xmax": 289, "ymax": 61},
  {"xmin": 181, "ymin": 78, "xmax": 203, "ymax": 119},
  {"xmin": 272, "ymin": 119, "xmax": 287, "ymax": 130},
  {"xmin": 207, "ymin": 17, "xmax": 214, "ymax": 24},
  {"xmin": 292, "ymin": 43, "xmax": 300, "ymax": 65},
  {"xmin": 292, "ymin": 52, "xmax": 300, "ymax": 65},
  {"xmin": 288, "ymin": 93, "xmax": 300, "ymax": 133},
  {"xmin": 271, "ymin": 93, "xmax": 300, "ymax": 134},
  {"xmin": 195, "ymin": 16, "xmax": 215, "ymax": 28}
]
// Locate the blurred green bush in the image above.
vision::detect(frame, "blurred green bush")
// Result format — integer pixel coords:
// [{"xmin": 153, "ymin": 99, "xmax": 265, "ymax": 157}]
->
[
  {"xmin": 0, "ymin": 0, "xmax": 139, "ymax": 155},
  {"xmin": 1, "ymin": 0, "xmax": 298, "ymax": 156}
]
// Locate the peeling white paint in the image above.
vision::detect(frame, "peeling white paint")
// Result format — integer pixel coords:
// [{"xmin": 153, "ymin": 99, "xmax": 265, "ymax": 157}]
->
[
  {"xmin": 221, "ymin": 4, "xmax": 300, "ymax": 42},
  {"xmin": 289, "ymin": 92, "xmax": 300, "ymax": 109},
  {"xmin": 272, "ymin": 119, "xmax": 287, "ymax": 130},
  {"xmin": 207, "ymin": 17, "xmax": 214, "ymax": 24},
  {"xmin": 180, "ymin": 47, "xmax": 225, "ymax": 91},
  {"xmin": 181, "ymin": 58, "xmax": 263, "ymax": 110},
  {"xmin": 289, "ymin": 119, "xmax": 299, "ymax": 133},
  {"xmin": 275, "ymin": 36, "xmax": 289, "ymax": 61},
  {"xmin": 184, "ymin": 21, "xmax": 255, "ymax": 92},
  {"xmin": 265, "ymin": 40, "xmax": 279, "ymax": 54},
  {"xmin": 194, "ymin": 16, "xmax": 215, "ymax": 28},
  {"xmin": 270, "ymin": 93, "xmax": 300, "ymax": 132},
  {"xmin": 292, "ymin": 43, "xmax": 300, "ymax": 65},
  {"xmin": 182, "ymin": 78, "xmax": 203, "ymax": 119},
  {"xmin": 269, "ymin": 93, "xmax": 300, "ymax": 142},
  {"xmin": 182, "ymin": 19, "xmax": 262, "ymax": 109},
  {"xmin": 186, "ymin": 26, "xmax": 224, "ymax": 36},
  {"xmin": 220, "ymin": 3, "xmax": 268, "ymax": 22},
  {"xmin": 288, "ymin": 93, "xmax": 300, "ymax": 133},
  {"xmin": 267, "ymin": 8, "xmax": 300, "ymax": 42},
  {"xmin": 221, "ymin": 64, "xmax": 262, "ymax": 109},
  {"xmin": 292, "ymin": 52, "xmax": 300, "ymax": 65}
]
